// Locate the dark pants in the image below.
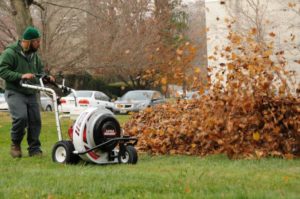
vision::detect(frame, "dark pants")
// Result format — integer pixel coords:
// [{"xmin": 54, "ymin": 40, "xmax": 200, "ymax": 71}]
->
[{"xmin": 5, "ymin": 90, "xmax": 42, "ymax": 153}]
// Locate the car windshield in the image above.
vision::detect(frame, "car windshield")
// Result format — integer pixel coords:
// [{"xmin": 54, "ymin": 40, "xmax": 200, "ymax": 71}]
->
[
  {"xmin": 121, "ymin": 91, "xmax": 152, "ymax": 101},
  {"xmin": 67, "ymin": 91, "xmax": 93, "ymax": 98},
  {"xmin": 186, "ymin": 92, "xmax": 198, "ymax": 98}
]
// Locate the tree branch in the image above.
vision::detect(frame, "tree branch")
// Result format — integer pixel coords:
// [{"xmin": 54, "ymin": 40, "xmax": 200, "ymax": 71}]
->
[
  {"xmin": 32, "ymin": 0, "xmax": 45, "ymax": 10},
  {"xmin": 43, "ymin": 1, "xmax": 104, "ymax": 20}
]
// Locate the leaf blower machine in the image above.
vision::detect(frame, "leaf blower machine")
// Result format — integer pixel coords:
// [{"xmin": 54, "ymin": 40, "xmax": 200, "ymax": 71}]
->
[{"xmin": 20, "ymin": 74, "xmax": 138, "ymax": 164}]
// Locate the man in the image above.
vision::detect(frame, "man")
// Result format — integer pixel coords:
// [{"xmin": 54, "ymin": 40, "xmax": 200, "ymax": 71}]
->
[{"xmin": 0, "ymin": 26, "xmax": 54, "ymax": 158}]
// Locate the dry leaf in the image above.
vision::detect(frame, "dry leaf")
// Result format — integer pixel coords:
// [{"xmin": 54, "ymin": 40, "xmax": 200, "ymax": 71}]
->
[
  {"xmin": 253, "ymin": 132, "xmax": 260, "ymax": 141},
  {"xmin": 185, "ymin": 185, "xmax": 191, "ymax": 193},
  {"xmin": 269, "ymin": 32, "xmax": 276, "ymax": 37},
  {"xmin": 194, "ymin": 67, "xmax": 201, "ymax": 73},
  {"xmin": 161, "ymin": 77, "xmax": 167, "ymax": 85}
]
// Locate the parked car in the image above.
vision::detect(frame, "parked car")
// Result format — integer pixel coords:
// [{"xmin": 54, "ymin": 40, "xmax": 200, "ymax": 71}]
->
[
  {"xmin": 59, "ymin": 90, "xmax": 114, "ymax": 113},
  {"xmin": 185, "ymin": 91, "xmax": 201, "ymax": 100},
  {"xmin": 0, "ymin": 92, "xmax": 54, "ymax": 112},
  {"xmin": 0, "ymin": 93, "xmax": 8, "ymax": 111},
  {"xmin": 184, "ymin": 90, "xmax": 210, "ymax": 100},
  {"xmin": 40, "ymin": 92, "xmax": 54, "ymax": 112},
  {"xmin": 114, "ymin": 90, "xmax": 165, "ymax": 114}
]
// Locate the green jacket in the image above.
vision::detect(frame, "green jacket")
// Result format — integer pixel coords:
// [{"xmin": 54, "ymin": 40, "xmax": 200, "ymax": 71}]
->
[{"xmin": 0, "ymin": 41, "xmax": 44, "ymax": 95}]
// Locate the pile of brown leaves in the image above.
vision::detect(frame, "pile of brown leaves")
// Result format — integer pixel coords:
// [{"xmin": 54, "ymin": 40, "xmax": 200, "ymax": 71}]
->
[
  {"xmin": 124, "ymin": 94, "xmax": 300, "ymax": 159},
  {"xmin": 124, "ymin": 28, "xmax": 300, "ymax": 159}
]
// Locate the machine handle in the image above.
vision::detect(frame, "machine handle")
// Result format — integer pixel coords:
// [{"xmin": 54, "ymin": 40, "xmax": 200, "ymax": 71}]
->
[
  {"xmin": 20, "ymin": 73, "xmax": 58, "ymax": 88},
  {"xmin": 19, "ymin": 79, "xmax": 29, "ymax": 85},
  {"xmin": 73, "ymin": 137, "xmax": 138, "ymax": 155},
  {"xmin": 40, "ymin": 74, "xmax": 59, "ymax": 88}
]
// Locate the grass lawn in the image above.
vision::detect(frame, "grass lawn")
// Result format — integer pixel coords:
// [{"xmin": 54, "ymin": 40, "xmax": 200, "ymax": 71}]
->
[{"xmin": 0, "ymin": 112, "xmax": 299, "ymax": 199}]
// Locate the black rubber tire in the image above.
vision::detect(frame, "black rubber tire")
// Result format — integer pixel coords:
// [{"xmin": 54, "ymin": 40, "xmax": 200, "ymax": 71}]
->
[
  {"xmin": 118, "ymin": 145, "xmax": 138, "ymax": 164},
  {"xmin": 45, "ymin": 105, "xmax": 52, "ymax": 112},
  {"xmin": 52, "ymin": 140, "xmax": 80, "ymax": 164}
]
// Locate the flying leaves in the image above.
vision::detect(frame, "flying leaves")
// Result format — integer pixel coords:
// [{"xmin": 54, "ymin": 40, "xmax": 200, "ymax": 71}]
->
[{"xmin": 123, "ymin": 27, "xmax": 300, "ymax": 160}]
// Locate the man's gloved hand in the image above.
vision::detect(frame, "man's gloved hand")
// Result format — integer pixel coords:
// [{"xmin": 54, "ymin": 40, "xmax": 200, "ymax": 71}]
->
[
  {"xmin": 21, "ymin": 73, "xmax": 35, "ymax": 80},
  {"xmin": 49, "ymin": 75, "xmax": 55, "ymax": 83},
  {"xmin": 42, "ymin": 75, "xmax": 55, "ymax": 84}
]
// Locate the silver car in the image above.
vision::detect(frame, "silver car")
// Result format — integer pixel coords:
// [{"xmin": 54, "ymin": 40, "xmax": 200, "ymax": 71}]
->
[
  {"xmin": 40, "ymin": 92, "xmax": 54, "ymax": 111},
  {"xmin": 0, "ymin": 92, "xmax": 53, "ymax": 111},
  {"xmin": 0, "ymin": 93, "xmax": 8, "ymax": 111},
  {"xmin": 114, "ymin": 90, "xmax": 165, "ymax": 114}
]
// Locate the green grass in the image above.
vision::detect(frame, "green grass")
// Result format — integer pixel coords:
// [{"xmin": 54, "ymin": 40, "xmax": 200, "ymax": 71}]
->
[{"xmin": 0, "ymin": 112, "xmax": 299, "ymax": 199}]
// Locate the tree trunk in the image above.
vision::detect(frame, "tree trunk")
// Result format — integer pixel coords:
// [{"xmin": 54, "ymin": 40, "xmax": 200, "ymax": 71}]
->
[
  {"xmin": 10, "ymin": 0, "xmax": 33, "ymax": 38},
  {"xmin": 154, "ymin": 0, "xmax": 171, "ymax": 19}
]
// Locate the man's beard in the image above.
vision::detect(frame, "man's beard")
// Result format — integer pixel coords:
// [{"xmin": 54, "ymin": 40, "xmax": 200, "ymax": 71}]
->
[{"xmin": 27, "ymin": 43, "xmax": 39, "ymax": 53}]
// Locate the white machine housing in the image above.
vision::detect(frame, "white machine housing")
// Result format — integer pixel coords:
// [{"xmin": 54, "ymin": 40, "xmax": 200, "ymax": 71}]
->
[{"xmin": 72, "ymin": 107, "xmax": 120, "ymax": 164}]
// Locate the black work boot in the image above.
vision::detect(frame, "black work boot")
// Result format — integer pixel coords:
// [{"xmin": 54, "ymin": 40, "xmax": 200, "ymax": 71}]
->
[
  {"xmin": 10, "ymin": 144, "xmax": 22, "ymax": 158},
  {"xmin": 29, "ymin": 150, "xmax": 43, "ymax": 157}
]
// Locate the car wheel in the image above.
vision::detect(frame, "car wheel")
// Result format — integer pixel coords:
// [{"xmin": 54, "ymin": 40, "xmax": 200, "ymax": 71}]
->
[{"xmin": 45, "ymin": 105, "xmax": 52, "ymax": 112}]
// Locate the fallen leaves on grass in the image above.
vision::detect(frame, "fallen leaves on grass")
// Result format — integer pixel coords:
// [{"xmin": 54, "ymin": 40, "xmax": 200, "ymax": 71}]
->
[{"xmin": 124, "ymin": 95, "xmax": 300, "ymax": 159}]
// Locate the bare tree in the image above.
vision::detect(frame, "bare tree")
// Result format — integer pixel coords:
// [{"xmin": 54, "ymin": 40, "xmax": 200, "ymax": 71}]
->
[
  {"xmin": 87, "ymin": 0, "xmax": 158, "ymax": 87},
  {"xmin": 86, "ymin": 0, "xmax": 192, "ymax": 89},
  {"xmin": 0, "ymin": 0, "xmax": 17, "ymax": 50},
  {"xmin": 9, "ymin": 0, "xmax": 34, "ymax": 36},
  {"xmin": 225, "ymin": 0, "xmax": 271, "ymax": 44},
  {"xmin": 0, "ymin": 0, "xmax": 199, "ymax": 90},
  {"xmin": 37, "ymin": 0, "xmax": 88, "ymax": 74}
]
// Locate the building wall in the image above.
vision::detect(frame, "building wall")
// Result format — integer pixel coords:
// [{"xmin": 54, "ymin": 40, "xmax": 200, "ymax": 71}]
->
[
  {"xmin": 205, "ymin": 0, "xmax": 229, "ymax": 83},
  {"xmin": 204, "ymin": 0, "xmax": 300, "ymax": 86}
]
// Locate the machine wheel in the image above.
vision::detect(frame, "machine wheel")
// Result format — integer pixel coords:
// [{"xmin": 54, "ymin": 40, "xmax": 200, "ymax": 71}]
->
[
  {"xmin": 118, "ymin": 145, "xmax": 138, "ymax": 164},
  {"xmin": 52, "ymin": 141, "xmax": 80, "ymax": 164}
]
